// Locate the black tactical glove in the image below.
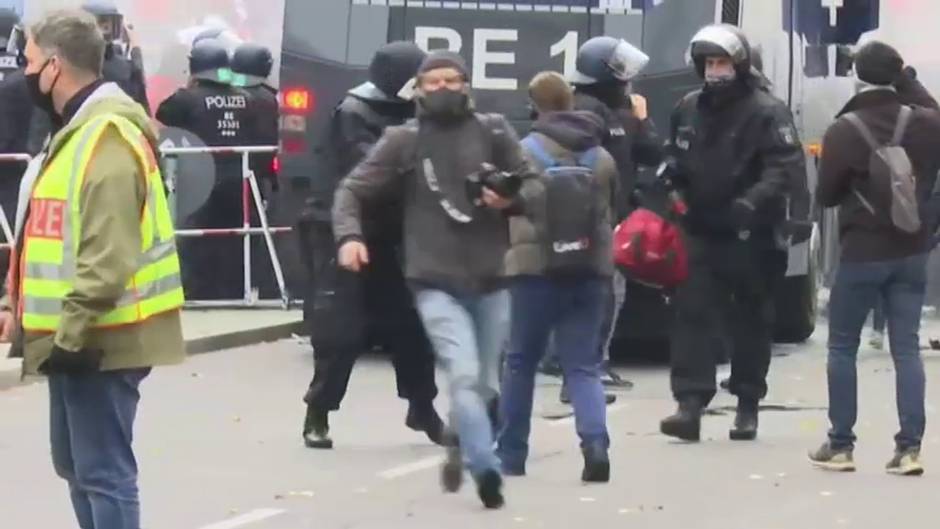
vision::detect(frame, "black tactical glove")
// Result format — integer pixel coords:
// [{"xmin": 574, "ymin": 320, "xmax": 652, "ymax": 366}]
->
[
  {"xmin": 40, "ymin": 345, "xmax": 103, "ymax": 375},
  {"xmin": 730, "ymin": 198, "xmax": 756, "ymax": 231}
]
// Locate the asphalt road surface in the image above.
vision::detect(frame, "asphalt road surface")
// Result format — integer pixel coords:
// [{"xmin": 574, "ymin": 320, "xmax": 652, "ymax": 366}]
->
[{"xmin": 2, "ymin": 321, "xmax": 940, "ymax": 529}]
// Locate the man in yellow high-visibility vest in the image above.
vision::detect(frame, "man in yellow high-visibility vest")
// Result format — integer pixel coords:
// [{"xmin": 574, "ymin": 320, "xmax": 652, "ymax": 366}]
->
[{"xmin": 0, "ymin": 10, "xmax": 184, "ymax": 529}]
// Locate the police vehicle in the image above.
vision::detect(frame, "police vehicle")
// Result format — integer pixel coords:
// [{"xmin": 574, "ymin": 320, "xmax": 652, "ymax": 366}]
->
[{"xmin": 278, "ymin": 0, "xmax": 820, "ymax": 355}]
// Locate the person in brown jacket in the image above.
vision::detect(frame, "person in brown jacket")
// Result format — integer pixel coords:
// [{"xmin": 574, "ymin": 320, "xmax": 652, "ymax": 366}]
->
[
  {"xmin": 0, "ymin": 10, "xmax": 185, "ymax": 528},
  {"xmin": 497, "ymin": 71, "xmax": 617, "ymax": 483},
  {"xmin": 809, "ymin": 41, "xmax": 940, "ymax": 475}
]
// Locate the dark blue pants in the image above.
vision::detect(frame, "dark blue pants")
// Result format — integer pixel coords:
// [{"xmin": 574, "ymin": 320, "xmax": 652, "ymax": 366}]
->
[
  {"xmin": 827, "ymin": 254, "xmax": 927, "ymax": 451},
  {"xmin": 49, "ymin": 368, "xmax": 151, "ymax": 529},
  {"xmin": 497, "ymin": 276, "xmax": 609, "ymax": 471}
]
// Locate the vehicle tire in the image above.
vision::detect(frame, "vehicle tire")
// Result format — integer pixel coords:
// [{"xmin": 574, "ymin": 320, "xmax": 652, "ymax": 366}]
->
[{"xmin": 773, "ymin": 263, "xmax": 818, "ymax": 344}]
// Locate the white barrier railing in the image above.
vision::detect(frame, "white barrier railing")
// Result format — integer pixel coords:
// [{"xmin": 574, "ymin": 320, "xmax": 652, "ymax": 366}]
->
[
  {"xmin": 160, "ymin": 145, "xmax": 291, "ymax": 309},
  {"xmin": 0, "ymin": 147, "xmax": 294, "ymax": 310}
]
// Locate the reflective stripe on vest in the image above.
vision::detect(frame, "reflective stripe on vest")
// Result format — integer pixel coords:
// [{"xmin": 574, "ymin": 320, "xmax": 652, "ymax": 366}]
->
[{"xmin": 19, "ymin": 113, "xmax": 184, "ymax": 332}]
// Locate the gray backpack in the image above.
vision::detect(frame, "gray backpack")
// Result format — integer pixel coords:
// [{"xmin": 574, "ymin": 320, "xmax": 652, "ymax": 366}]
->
[{"xmin": 844, "ymin": 106, "xmax": 921, "ymax": 233}]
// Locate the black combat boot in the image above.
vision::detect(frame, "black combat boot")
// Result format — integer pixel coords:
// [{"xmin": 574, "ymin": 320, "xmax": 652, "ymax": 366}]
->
[
  {"xmin": 405, "ymin": 400, "xmax": 446, "ymax": 445},
  {"xmin": 659, "ymin": 397, "xmax": 703, "ymax": 442},
  {"xmin": 729, "ymin": 398, "xmax": 759, "ymax": 441},
  {"xmin": 581, "ymin": 442, "xmax": 611, "ymax": 483},
  {"xmin": 302, "ymin": 406, "xmax": 333, "ymax": 449}
]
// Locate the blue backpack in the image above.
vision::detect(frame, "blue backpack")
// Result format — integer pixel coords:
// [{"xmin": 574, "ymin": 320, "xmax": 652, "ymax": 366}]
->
[{"xmin": 521, "ymin": 135, "xmax": 603, "ymax": 274}]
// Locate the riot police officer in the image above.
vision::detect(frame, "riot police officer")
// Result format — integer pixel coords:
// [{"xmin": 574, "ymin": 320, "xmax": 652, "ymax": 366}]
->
[
  {"xmin": 82, "ymin": 1, "xmax": 151, "ymax": 114},
  {"xmin": 659, "ymin": 24, "xmax": 804, "ymax": 442},
  {"xmin": 157, "ymin": 39, "xmax": 255, "ymax": 300},
  {"xmin": 231, "ymin": 43, "xmax": 279, "ymax": 298},
  {"xmin": 300, "ymin": 41, "xmax": 443, "ymax": 450},
  {"xmin": 231, "ymin": 43, "xmax": 278, "ymax": 193},
  {"xmin": 0, "ymin": 9, "xmax": 28, "ymax": 280},
  {"xmin": 549, "ymin": 36, "xmax": 663, "ymax": 391}
]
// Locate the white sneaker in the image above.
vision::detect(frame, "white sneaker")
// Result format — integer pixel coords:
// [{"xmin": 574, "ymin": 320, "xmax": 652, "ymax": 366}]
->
[{"xmin": 868, "ymin": 330, "xmax": 885, "ymax": 350}]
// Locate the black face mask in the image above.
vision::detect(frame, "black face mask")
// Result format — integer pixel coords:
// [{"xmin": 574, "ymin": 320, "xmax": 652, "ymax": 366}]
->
[
  {"xmin": 419, "ymin": 89, "xmax": 470, "ymax": 122},
  {"xmin": 26, "ymin": 58, "xmax": 61, "ymax": 118}
]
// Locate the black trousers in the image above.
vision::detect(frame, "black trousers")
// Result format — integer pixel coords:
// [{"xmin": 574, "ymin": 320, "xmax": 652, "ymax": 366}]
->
[
  {"xmin": 303, "ymin": 234, "xmax": 437, "ymax": 412},
  {"xmin": 669, "ymin": 235, "xmax": 786, "ymax": 405}
]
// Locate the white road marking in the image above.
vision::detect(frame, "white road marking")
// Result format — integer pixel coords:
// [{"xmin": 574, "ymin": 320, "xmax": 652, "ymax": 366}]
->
[
  {"xmin": 197, "ymin": 508, "xmax": 286, "ymax": 529},
  {"xmin": 378, "ymin": 455, "xmax": 446, "ymax": 480}
]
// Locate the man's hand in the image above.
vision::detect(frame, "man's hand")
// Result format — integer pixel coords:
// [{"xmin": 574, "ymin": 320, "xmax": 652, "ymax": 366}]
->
[
  {"xmin": 338, "ymin": 240, "xmax": 369, "ymax": 272},
  {"xmin": 0, "ymin": 310, "xmax": 14, "ymax": 343},
  {"xmin": 40, "ymin": 346, "xmax": 103, "ymax": 375},
  {"xmin": 482, "ymin": 187, "xmax": 514, "ymax": 210},
  {"xmin": 630, "ymin": 94, "xmax": 649, "ymax": 121}
]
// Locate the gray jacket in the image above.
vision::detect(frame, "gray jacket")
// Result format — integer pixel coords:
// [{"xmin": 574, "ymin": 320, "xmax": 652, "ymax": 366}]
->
[
  {"xmin": 506, "ymin": 111, "xmax": 617, "ymax": 278},
  {"xmin": 332, "ymin": 112, "xmax": 538, "ymax": 295}
]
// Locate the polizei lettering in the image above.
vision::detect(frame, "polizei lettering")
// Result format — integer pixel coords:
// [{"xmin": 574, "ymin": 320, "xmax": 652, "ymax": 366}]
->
[{"xmin": 204, "ymin": 95, "xmax": 248, "ymax": 110}]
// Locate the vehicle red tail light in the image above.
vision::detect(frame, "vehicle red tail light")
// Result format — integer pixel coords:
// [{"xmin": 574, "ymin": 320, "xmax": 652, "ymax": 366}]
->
[
  {"xmin": 271, "ymin": 155, "xmax": 280, "ymax": 174},
  {"xmin": 282, "ymin": 88, "xmax": 313, "ymax": 114}
]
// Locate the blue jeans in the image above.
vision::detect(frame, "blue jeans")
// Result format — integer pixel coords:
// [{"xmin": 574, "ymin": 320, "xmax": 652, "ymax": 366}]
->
[
  {"xmin": 543, "ymin": 271, "xmax": 625, "ymax": 367},
  {"xmin": 49, "ymin": 368, "xmax": 151, "ymax": 529},
  {"xmin": 414, "ymin": 288, "xmax": 509, "ymax": 477},
  {"xmin": 497, "ymin": 276, "xmax": 609, "ymax": 471},
  {"xmin": 827, "ymin": 254, "xmax": 927, "ymax": 451}
]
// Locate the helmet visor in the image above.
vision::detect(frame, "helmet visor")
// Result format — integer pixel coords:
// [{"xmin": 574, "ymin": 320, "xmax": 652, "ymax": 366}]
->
[
  {"xmin": 687, "ymin": 25, "xmax": 747, "ymax": 64},
  {"xmin": 607, "ymin": 39, "xmax": 650, "ymax": 81}
]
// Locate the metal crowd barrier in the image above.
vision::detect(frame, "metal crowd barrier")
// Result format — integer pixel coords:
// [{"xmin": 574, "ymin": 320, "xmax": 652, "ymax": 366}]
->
[
  {"xmin": 160, "ymin": 145, "xmax": 292, "ymax": 309},
  {"xmin": 0, "ymin": 154, "xmax": 30, "ymax": 255},
  {"xmin": 0, "ymin": 147, "xmax": 294, "ymax": 310}
]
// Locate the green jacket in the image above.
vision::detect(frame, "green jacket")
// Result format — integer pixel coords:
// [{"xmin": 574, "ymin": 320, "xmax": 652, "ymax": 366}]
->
[{"xmin": 4, "ymin": 82, "xmax": 185, "ymax": 375}]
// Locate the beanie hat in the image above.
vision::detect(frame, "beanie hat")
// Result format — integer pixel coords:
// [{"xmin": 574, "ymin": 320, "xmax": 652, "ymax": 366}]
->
[
  {"xmin": 854, "ymin": 41, "xmax": 903, "ymax": 86},
  {"xmin": 369, "ymin": 41, "xmax": 427, "ymax": 98},
  {"xmin": 418, "ymin": 50, "xmax": 469, "ymax": 79}
]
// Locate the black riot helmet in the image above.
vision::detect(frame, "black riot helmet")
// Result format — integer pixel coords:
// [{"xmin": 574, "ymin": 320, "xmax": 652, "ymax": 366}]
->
[
  {"xmin": 688, "ymin": 24, "xmax": 753, "ymax": 79},
  {"xmin": 189, "ymin": 39, "xmax": 231, "ymax": 82},
  {"xmin": 82, "ymin": 1, "xmax": 123, "ymax": 42},
  {"xmin": 232, "ymin": 43, "xmax": 273, "ymax": 86},
  {"xmin": 570, "ymin": 36, "xmax": 649, "ymax": 85}
]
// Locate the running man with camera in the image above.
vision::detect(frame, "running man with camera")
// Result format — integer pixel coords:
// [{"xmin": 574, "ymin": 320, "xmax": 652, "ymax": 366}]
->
[{"xmin": 332, "ymin": 51, "xmax": 537, "ymax": 510}]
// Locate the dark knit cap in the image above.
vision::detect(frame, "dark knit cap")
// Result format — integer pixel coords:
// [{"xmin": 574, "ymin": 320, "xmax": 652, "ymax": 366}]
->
[
  {"xmin": 418, "ymin": 50, "xmax": 469, "ymax": 78},
  {"xmin": 854, "ymin": 41, "xmax": 904, "ymax": 86}
]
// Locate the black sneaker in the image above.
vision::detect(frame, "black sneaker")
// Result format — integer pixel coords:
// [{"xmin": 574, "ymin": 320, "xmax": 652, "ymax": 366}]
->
[
  {"xmin": 302, "ymin": 408, "xmax": 333, "ymax": 450},
  {"xmin": 405, "ymin": 401, "xmax": 445, "ymax": 446},
  {"xmin": 808, "ymin": 443, "xmax": 856, "ymax": 472},
  {"xmin": 476, "ymin": 469, "xmax": 505, "ymax": 509},
  {"xmin": 440, "ymin": 428, "xmax": 463, "ymax": 493},
  {"xmin": 600, "ymin": 367, "xmax": 634, "ymax": 389},
  {"xmin": 886, "ymin": 449, "xmax": 924, "ymax": 476}
]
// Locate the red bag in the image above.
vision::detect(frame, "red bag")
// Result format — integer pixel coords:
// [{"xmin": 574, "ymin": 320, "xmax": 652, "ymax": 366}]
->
[{"xmin": 613, "ymin": 208, "xmax": 688, "ymax": 289}]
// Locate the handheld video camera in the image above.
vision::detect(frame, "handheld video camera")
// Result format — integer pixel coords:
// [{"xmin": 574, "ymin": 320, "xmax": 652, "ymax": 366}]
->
[{"xmin": 465, "ymin": 162, "xmax": 522, "ymax": 205}]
